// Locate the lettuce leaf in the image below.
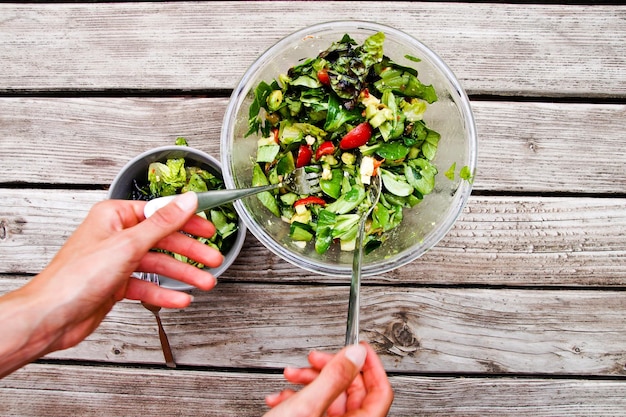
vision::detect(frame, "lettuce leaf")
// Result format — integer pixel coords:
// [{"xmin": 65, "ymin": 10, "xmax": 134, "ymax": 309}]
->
[{"xmin": 148, "ymin": 158, "xmax": 186, "ymax": 196}]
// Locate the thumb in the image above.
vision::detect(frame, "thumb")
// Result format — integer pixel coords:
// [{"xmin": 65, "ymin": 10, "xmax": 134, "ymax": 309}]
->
[
  {"xmin": 132, "ymin": 192, "xmax": 198, "ymax": 251},
  {"xmin": 297, "ymin": 344, "xmax": 367, "ymax": 415}
]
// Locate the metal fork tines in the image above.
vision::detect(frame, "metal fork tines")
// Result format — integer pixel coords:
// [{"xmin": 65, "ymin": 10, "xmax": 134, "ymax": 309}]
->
[
  {"xmin": 193, "ymin": 166, "xmax": 321, "ymax": 212},
  {"xmin": 132, "ymin": 272, "xmax": 160, "ymax": 285},
  {"xmin": 345, "ymin": 174, "xmax": 383, "ymax": 346},
  {"xmin": 282, "ymin": 166, "xmax": 321, "ymax": 194}
]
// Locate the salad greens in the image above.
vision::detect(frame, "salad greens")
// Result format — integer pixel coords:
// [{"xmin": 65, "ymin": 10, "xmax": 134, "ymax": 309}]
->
[
  {"xmin": 131, "ymin": 138, "xmax": 239, "ymax": 267},
  {"xmin": 246, "ymin": 32, "xmax": 449, "ymax": 255}
]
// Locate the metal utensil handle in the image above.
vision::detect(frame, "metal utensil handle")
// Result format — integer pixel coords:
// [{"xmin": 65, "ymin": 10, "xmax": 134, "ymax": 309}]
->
[
  {"xmin": 345, "ymin": 175, "xmax": 382, "ymax": 346},
  {"xmin": 196, "ymin": 183, "xmax": 280, "ymax": 212},
  {"xmin": 345, "ymin": 214, "xmax": 368, "ymax": 346},
  {"xmin": 153, "ymin": 313, "xmax": 176, "ymax": 368}
]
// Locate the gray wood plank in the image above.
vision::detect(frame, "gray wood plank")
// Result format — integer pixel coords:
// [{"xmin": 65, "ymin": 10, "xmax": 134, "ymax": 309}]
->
[
  {"xmin": 0, "ymin": 3, "xmax": 624, "ymax": 97},
  {"xmin": 1, "ymin": 277, "xmax": 625, "ymax": 376},
  {"xmin": 2, "ymin": 189, "xmax": 625, "ymax": 286},
  {"xmin": 1, "ymin": 98, "xmax": 625, "ymax": 194},
  {"xmin": 473, "ymin": 101, "xmax": 626, "ymax": 193},
  {"xmin": 0, "ymin": 97, "xmax": 225, "ymax": 186},
  {"xmin": 2, "ymin": 363, "xmax": 626, "ymax": 417}
]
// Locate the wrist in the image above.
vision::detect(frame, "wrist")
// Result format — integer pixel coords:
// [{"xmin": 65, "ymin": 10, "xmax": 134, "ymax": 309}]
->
[{"xmin": 0, "ymin": 277, "xmax": 63, "ymax": 377}]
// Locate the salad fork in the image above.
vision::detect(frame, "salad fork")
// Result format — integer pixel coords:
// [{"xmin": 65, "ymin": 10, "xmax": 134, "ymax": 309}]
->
[
  {"xmin": 141, "ymin": 300, "xmax": 176, "ymax": 368},
  {"xmin": 133, "ymin": 271, "xmax": 159, "ymax": 285},
  {"xmin": 143, "ymin": 166, "xmax": 322, "ymax": 218},
  {"xmin": 345, "ymin": 174, "xmax": 382, "ymax": 346},
  {"xmin": 134, "ymin": 273, "xmax": 176, "ymax": 368}
]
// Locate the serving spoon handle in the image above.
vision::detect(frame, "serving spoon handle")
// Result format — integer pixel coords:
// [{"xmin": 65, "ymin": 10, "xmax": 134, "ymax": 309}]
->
[
  {"xmin": 142, "ymin": 184, "xmax": 279, "ymax": 218},
  {"xmin": 345, "ymin": 175, "xmax": 382, "ymax": 346}
]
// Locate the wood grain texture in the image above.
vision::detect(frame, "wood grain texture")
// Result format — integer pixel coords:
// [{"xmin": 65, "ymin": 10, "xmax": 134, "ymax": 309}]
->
[
  {"xmin": 472, "ymin": 101, "xmax": 626, "ymax": 193},
  {"xmin": 1, "ymin": 98, "xmax": 625, "ymax": 194},
  {"xmin": 0, "ymin": 3, "xmax": 624, "ymax": 97},
  {"xmin": 2, "ymin": 363, "xmax": 626, "ymax": 417},
  {"xmin": 1, "ymin": 277, "xmax": 625, "ymax": 376},
  {"xmin": 2, "ymin": 189, "xmax": 625, "ymax": 286},
  {"xmin": 1, "ymin": 3, "xmax": 625, "ymax": 415},
  {"xmin": 0, "ymin": 97, "xmax": 226, "ymax": 185}
]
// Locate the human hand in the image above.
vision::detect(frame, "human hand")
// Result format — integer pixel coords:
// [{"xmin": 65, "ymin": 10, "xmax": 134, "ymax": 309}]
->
[
  {"xmin": 17, "ymin": 192, "xmax": 222, "ymax": 354},
  {"xmin": 264, "ymin": 342, "xmax": 393, "ymax": 417}
]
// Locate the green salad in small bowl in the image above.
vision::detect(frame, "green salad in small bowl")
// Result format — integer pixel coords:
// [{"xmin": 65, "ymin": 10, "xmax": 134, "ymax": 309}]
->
[
  {"xmin": 109, "ymin": 139, "xmax": 246, "ymax": 290},
  {"xmin": 221, "ymin": 21, "xmax": 477, "ymax": 277}
]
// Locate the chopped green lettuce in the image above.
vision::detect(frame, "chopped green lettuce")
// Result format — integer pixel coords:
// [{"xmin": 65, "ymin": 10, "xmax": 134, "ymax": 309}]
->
[
  {"xmin": 133, "ymin": 138, "xmax": 240, "ymax": 267},
  {"xmin": 244, "ymin": 32, "xmax": 458, "ymax": 255},
  {"xmin": 148, "ymin": 158, "xmax": 186, "ymax": 196},
  {"xmin": 325, "ymin": 185, "xmax": 366, "ymax": 214}
]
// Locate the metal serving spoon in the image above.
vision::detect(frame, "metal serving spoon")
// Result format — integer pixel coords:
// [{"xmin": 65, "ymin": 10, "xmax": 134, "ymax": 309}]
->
[{"xmin": 345, "ymin": 174, "xmax": 382, "ymax": 346}]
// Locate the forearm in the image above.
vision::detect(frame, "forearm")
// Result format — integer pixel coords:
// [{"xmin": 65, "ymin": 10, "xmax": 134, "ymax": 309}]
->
[{"xmin": 0, "ymin": 280, "xmax": 60, "ymax": 378}]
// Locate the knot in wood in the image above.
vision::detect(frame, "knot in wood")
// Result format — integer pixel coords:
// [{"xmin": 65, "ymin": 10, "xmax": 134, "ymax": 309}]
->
[
  {"xmin": 0, "ymin": 220, "xmax": 6, "ymax": 240},
  {"xmin": 390, "ymin": 321, "xmax": 419, "ymax": 348},
  {"xmin": 82, "ymin": 157, "xmax": 116, "ymax": 167}
]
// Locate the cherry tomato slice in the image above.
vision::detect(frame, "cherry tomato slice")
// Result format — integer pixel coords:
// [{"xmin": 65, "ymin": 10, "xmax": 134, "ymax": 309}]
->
[
  {"xmin": 295, "ymin": 144, "xmax": 313, "ymax": 168},
  {"xmin": 339, "ymin": 122, "xmax": 373, "ymax": 150},
  {"xmin": 315, "ymin": 141, "xmax": 335, "ymax": 160},
  {"xmin": 317, "ymin": 68, "xmax": 330, "ymax": 86}
]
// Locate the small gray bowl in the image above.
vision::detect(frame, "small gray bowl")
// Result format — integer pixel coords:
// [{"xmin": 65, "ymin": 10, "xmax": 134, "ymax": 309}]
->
[{"xmin": 108, "ymin": 145, "xmax": 246, "ymax": 291}]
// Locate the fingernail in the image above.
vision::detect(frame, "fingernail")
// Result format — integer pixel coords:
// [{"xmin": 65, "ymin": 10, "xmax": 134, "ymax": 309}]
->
[
  {"xmin": 283, "ymin": 367, "xmax": 297, "ymax": 376},
  {"xmin": 174, "ymin": 192, "xmax": 197, "ymax": 212},
  {"xmin": 345, "ymin": 344, "xmax": 367, "ymax": 368},
  {"xmin": 265, "ymin": 392, "xmax": 280, "ymax": 403}
]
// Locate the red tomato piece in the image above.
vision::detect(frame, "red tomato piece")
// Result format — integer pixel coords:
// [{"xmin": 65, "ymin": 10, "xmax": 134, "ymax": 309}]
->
[
  {"xmin": 295, "ymin": 144, "xmax": 313, "ymax": 168},
  {"xmin": 315, "ymin": 141, "xmax": 335, "ymax": 160},
  {"xmin": 372, "ymin": 158, "xmax": 384, "ymax": 176},
  {"xmin": 294, "ymin": 196, "xmax": 326, "ymax": 207},
  {"xmin": 317, "ymin": 68, "xmax": 330, "ymax": 86},
  {"xmin": 339, "ymin": 122, "xmax": 373, "ymax": 150}
]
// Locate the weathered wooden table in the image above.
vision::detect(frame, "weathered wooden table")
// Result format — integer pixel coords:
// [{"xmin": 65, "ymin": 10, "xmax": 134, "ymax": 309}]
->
[{"xmin": 1, "ymin": 2, "xmax": 625, "ymax": 416}]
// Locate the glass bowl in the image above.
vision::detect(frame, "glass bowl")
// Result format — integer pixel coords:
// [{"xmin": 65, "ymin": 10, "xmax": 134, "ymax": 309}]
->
[
  {"xmin": 220, "ymin": 21, "xmax": 477, "ymax": 277},
  {"xmin": 108, "ymin": 145, "xmax": 247, "ymax": 290}
]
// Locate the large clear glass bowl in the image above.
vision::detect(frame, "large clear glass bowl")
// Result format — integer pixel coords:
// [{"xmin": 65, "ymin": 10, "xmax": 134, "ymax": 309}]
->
[{"xmin": 220, "ymin": 21, "xmax": 477, "ymax": 277}]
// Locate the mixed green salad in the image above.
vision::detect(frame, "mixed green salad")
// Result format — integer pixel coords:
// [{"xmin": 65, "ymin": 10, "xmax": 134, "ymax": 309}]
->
[
  {"xmin": 247, "ymin": 32, "xmax": 465, "ymax": 255},
  {"xmin": 131, "ymin": 138, "xmax": 239, "ymax": 267}
]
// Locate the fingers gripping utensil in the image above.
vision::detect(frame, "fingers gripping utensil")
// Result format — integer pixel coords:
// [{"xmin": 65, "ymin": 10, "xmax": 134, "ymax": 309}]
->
[
  {"xmin": 135, "ymin": 273, "xmax": 176, "ymax": 368},
  {"xmin": 143, "ymin": 166, "xmax": 321, "ymax": 218},
  {"xmin": 345, "ymin": 174, "xmax": 382, "ymax": 346}
]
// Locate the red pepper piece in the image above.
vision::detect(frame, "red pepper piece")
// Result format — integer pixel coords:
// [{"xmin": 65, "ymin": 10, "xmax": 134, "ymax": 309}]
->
[
  {"xmin": 295, "ymin": 144, "xmax": 313, "ymax": 168},
  {"xmin": 317, "ymin": 68, "xmax": 330, "ymax": 86},
  {"xmin": 372, "ymin": 158, "xmax": 384, "ymax": 176},
  {"xmin": 315, "ymin": 141, "xmax": 335, "ymax": 160},
  {"xmin": 294, "ymin": 196, "xmax": 326, "ymax": 207},
  {"xmin": 339, "ymin": 122, "xmax": 373, "ymax": 150}
]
